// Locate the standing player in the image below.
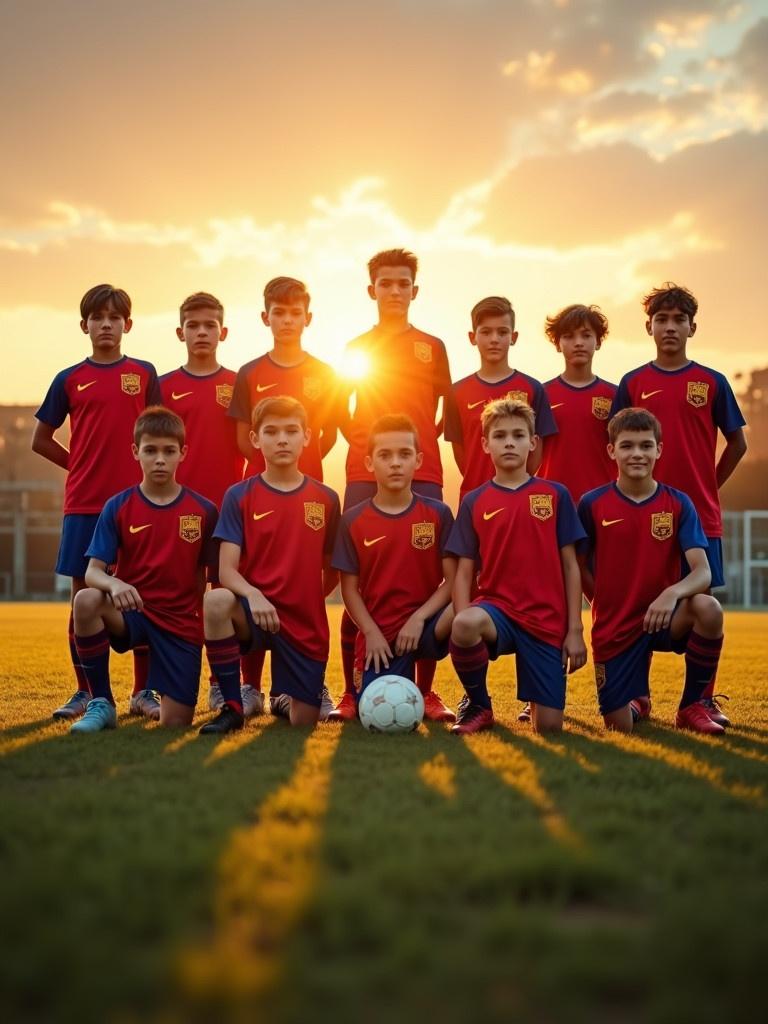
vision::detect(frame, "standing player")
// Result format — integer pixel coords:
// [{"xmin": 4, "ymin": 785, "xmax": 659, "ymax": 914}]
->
[
  {"xmin": 577, "ymin": 408, "xmax": 725, "ymax": 735},
  {"xmin": 332, "ymin": 414, "xmax": 455, "ymax": 714},
  {"xmin": 32, "ymin": 284, "xmax": 162, "ymax": 722},
  {"xmin": 333, "ymin": 248, "xmax": 454, "ymax": 720}
]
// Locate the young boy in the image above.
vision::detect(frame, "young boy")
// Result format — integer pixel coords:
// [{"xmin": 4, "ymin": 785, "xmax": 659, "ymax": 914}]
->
[
  {"xmin": 202, "ymin": 396, "xmax": 340, "ymax": 733},
  {"xmin": 68, "ymin": 408, "xmax": 218, "ymax": 733},
  {"xmin": 332, "ymin": 414, "xmax": 456, "ymax": 717},
  {"xmin": 446, "ymin": 400, "xmax": 587, "ymax": 734},
  {"xmin": 539, "ymin": 303, "xmax": 617, "ymax": 501},
  {"xmin": 577, "ymin": 408, "xmax": 726, "ymax": 735},
  {"xmin": 333, "ymin": 248, "xmax": 454, "ymax": 719},
  {"xmin": 33, "ymin": 284, "xmax": 162, "ymax": 722},
  {"xmin": 444, "ymin": 296, "xmax": 557, "ymax": 501}
]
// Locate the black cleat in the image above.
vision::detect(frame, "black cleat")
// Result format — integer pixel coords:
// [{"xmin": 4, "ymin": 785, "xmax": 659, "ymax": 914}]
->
[{"xmin": 199, "ymin": 705, "xmax": 244, "ymax": 735}]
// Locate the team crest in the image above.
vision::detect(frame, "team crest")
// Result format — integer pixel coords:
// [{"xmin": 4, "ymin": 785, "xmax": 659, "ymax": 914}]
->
[
  {"xmin": 216, "ymin": 384, "xmax": 233, "ymax": 408},
  {"xmin": 414, "ymin": 341, "xmax": 432, "ymax": 364},
  {"xmin": 179, "ymin": 514, "xmax": 202, "ymax": 543},
  {"xmin": 411, "ymin": 522, "xmax": 436, "ymax": 550},
  {"xmin": 529, "ymin": 494, "xmax": 553, "ymax": 521},
  {"xmin": 506, "ymin": 390, "xmax": 528, "ymax": 404},
  {"xmin": 686, "ymin": 381, "xmax": 709, "ymax": 408},
  {"xmin": 121, "ymin": 373, "xmax": 141, "ymax": 396},
  {"xmin": 651, "ymin": 511, "xmax": 673, "ymax": 541},
  {"xmin": 304, "ymin": 501, "xmax": 325, "ymax": 531},
  {"xmin": 595, "ymin": 664, "xmax": 606, "ymax": 691},
  {"xmin": 303, "ymin": 376, "xmax": 323, "ymax": 401},
  {"xmin": 592, "ymin": 396, "xmax": 611, "ymax": 420}
]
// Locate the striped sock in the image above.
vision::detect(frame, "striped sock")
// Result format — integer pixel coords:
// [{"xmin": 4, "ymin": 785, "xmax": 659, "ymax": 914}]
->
[
  {"xmin": 240, "ymin": 649, "xmax": 265, "ymax": 690},
  {"xmin": 74, "ymin": 629, "xmax": 113, "ymax": 703},
  {"xmin": 206, "ymin": 635, "xmax": 243, "ymax": 713},
  {"xmin": 68, "ymin": 612, "xmax": 90, "ymax": 693},
  {"xmin": 449, "ymin": 639, "xmax": 491, "ymax": 709},
  {"xmin": 341, "ymin": 610, "xmax": 357, "ymax": 695},
  {"xmin": 680, "ymin": 632, "xmax": 723, "ymax": 709},
  {"xmin": 416, "ymin": 659, "xmax": 437, "ymax": 695}
]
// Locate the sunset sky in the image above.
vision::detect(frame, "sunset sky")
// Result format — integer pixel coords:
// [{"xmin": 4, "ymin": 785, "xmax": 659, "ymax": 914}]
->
[{"xmin": 2, "ymin": 1, "xmax": 766, "ymax": 450}]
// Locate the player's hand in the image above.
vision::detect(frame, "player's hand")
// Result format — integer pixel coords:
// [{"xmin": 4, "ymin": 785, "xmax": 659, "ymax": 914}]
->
[
  {"xmin": 395, "ymin": 614, "xmax": 425, "ymax": 655},
  {"xmin": 643, "ymin": 589, "xmax": 676, "ymax": 633},
  {"xmin": 247, "ymin": 590, "xmax": 280, "ymax": 633},
  {"xmin": 562, "ymin": 627, "xmax": 587, "ymax": 674},
  {"xmin": 108, "ymin": 578, "xmax": 143, "ymax": 611},
  {"xmin": 363, "ymin": 627, "xmax": 393, "ymax": 672}
]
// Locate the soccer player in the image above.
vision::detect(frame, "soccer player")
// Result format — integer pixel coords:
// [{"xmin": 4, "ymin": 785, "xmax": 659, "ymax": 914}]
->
[
  {"xmin": 32, "ymin": 284, "xmax": 162, "ymax": 722},
  {"xmin": 577, "ymin": 408, "xmax": 726, "ymax": 735},
  {"xmin": 68, "ymin": 407, "xmax": 218, "ymax": 733},
  {"xmin": 333, "ymin": 248, "xmax": 453, "ymax": 719},
  {"xmin": 444, "ymin": 296, "xmax": 557, "ymax": 501},
  {"xmin": 201, "ymin": 396, "xmax": 340, "ymax": 733},
  {"xmin": 446, "ymin": 399, "xmax": 586, "ymax": 734},
  {"xmin": 538, "ymin": 303, "xmax": 616, "ymax": 501},
  {"xmin": 332, "ymin": 414, "xmax": 456, "ymax": 717}
]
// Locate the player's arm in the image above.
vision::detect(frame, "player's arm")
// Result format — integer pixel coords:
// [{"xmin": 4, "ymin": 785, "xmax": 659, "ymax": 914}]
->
[
  {"xmin": 31, "ymin": 420, "xmax": 69, "ymax": 470},
  {"xmin": 576, "ymin": 549, "xmax": 595, "ymax": 604},
  {"xmin": 560, "ymin": 543, "xmax": 587, "ymax": 673},
  {"xmin": 84, "ymin": 558, "xmax": 143, "ymax": 611},
  {"xmin": 643, "ymin": 547, "xmax": 711, "ymax": 633},
  {"xmin": 716, "ymin": 427, "xmax": 747, "ymax": 488},
  {"xmin": 451, "ymin": 441, "xmax": 466, "ymax": 474},
  {"xmin": 236, "ymin": 420, "xmax": 255, "ymax": 464},
  {"xmin": 452, "ymin": 556, "xmax": 476, "ymax": 613},
  {"xmin": 219, "ymin": 540, "xmax": 280, "ymax": 633},
  {"xmin": 339, "ymin": 571, "xmax": 393, "ymax": 671},
  {"xmin": 395, "ymin": 557, "xmax": 456, "ymax": 655}
]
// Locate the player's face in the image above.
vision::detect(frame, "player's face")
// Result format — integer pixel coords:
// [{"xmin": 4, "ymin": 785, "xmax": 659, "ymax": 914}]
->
[
  {"xmin": 80, "ymin": 303, "xmax": 132, "ymax": 358},
  {"xmin": 646, "ymin": 305, "xmax": 696, "ymax": 358},
  {"xmin": 132, "ymin": 434, "xmax": 186, "ymax": 485},
  {"xmin": 470, "ymin": 314, "xmax": 517, "ymax": 364},
  {"xmin": 365, "ymin": 431, "xmax": 423, "ymax": 491},
  {"xmin": 261, "ymin": 301, "xmax": 312, "ymax": 345},
  {"xmin": 252, "ymin": 415, "xmax": 310, "ymax": 466},
  {"xmin": 557, "ymin": 323, "xmax": 599, "ymax": 366},
  {"xmin": 481, "ymin": 416, "xmax": 536, "ymax": 470},
  {"xmin": 368, "ymin": 266, "xmax": 418, "ymax": 318},
  {"xmin": 608, "ymin": 429, "xmax": 662, "ymax": 480},
  {"xmin": 176, "ymin": 308, "xmax": 227, "ymax": 355}
]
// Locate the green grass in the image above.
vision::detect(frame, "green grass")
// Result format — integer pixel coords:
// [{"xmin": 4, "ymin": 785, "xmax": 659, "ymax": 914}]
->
[{"xmin": 1, "ymin": 604, "xmax": 766, "ymax": 1024}]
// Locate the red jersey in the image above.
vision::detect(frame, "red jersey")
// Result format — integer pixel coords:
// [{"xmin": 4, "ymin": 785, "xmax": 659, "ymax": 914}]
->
[
  {"xmin": 578, "ymin": 482, "xmax": 707, "ymax": 662},
  {"xmin": 446, "ymin": 478, "xmax": 585, "ymax": 647},
  {"xmin": 228, "ymin": 352, "xmax": 341, "ymax": 481},
  {"xmin": 86, "ymin": 486, "xmax": 218, "ymax": 644},
  {"xmin": 332, "ymin": 495, "xmax": 454, "ymax": 641},
  {"xmin": 612, "ymin": 362, "xmax": 745, "ymax": 537},
  {"xmin": 159, "ymin": 366, "xmax": 244, "ymax": 508},
  {"xmin": 444, "ymin": 370, "xmax": 558, "ymax": 499},
  {"xmin": 344, "ymin": 326, "xmax": 452, "ymax": 486},
  {"xmin": 215, "ymin": 475, "xmax": 340, "ymax": 661},
  {"xmin": 36, "ymin": 357, "xmax": 161, "ymax": 514},
  {"xmin": 539, "ymin": 376, "xmax": 617, "ymax": 502}
]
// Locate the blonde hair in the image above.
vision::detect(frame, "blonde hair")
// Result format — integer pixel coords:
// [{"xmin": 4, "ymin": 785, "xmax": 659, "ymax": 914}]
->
[{"xmin": 481, "ymin": 399, "xmax": 535, "ymax": 439}]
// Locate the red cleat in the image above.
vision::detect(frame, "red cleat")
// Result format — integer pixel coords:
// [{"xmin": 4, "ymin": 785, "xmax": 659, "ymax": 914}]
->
[
  {"xmin": 675, "ymin": 702, "xmax": 725, "ymax": 735},
  {"xmin": 700, "ymin": 695, "xmax": 730, "ymax": 727},
  {"xmin": 451, "ymin": 697, "xmax": 494, "ymax": 735},
  {"xmin": 422, "ymin": 690, "xmax": 456, "ymax": 722},
  {"xmin": 629, "ymin": 696, "xmax": 652, "ymax": 723},
  {"xmin": 328, "ymin": 691, "xmax": 358, "ymax": 721}
]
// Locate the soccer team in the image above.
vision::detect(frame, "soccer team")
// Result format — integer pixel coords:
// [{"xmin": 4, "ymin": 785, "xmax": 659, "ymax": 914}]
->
[{"xmin": 32, "ymin": 248, "xmax": 747, "ymax": 737}]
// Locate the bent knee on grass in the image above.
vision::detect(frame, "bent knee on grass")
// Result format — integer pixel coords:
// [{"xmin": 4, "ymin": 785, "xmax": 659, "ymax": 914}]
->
[
  {"xmin": 531, "ymin": 705, "xmax": 564, "ymax": 734},
  {"xmin": 159, "ymin": 696, "xmax": 195, "ymax": 728},
  {"xmin": 290, "ymin": 699, "xmax": 320, "ymax": 728},
  {"xmin": 690, "ymin": 593, "xmax": 724, "ymax": 636},
  {"xmin": 204, "ymin": 588, "xmax": 241, "ymax": 631},
  {"xmin": 73, "ymin": 587, "xmax": 112, "ymax": 629},
  {"xmin": 603, "ymin": 706, "xmax": 633, "ymax": 733}
]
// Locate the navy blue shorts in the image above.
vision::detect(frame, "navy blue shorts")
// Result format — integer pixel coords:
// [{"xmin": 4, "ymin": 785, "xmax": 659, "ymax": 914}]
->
[
  {"xmin": 238, "ymin": 596, "xmax": 326, "ymax": 707},
  {"xmin": 477, "ymin": 602, "xmax": 567, "ymax": 710},
  {"xmin": 357, "ymin": 607, "xmax": 450, "ymax": 692},
  {"xmin": 55, "ymin": 514, "xmax": 100, "ymax": 578},
  {"xmin": 343, "ymin": 480, "xmax": 443, "ymax": 512},
  {"xmin": 594, "ymin": 626, "xmax": 689, "ymax": 715},
  {"xmin": 110, "ymin": 612, "xmax": 202, "ymax": 707}
]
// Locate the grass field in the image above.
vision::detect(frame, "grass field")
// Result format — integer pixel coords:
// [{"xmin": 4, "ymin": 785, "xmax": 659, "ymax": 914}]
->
[{"xmin": 1, "ymin": 604, "xmax": 767, "ymax": 1024}]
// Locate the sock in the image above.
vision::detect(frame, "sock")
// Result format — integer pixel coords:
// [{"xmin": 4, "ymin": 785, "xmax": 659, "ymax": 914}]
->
[
  {"xmin": 132, "ymin": 645, "xmax": 150, "ymax": 695},
  {"xmin": 240, "ymin": 649, "xmax": 265, "ymax": 691},
  {"xmin": 206, "ymin": 636, "xmax": 243, "ymax": 714},
  {"xmin": 680, "ymin": 632, "xmax": 723, "ymax": 709},
  {"xmin": 449, "ymin": 639, "xmax": 491, "ymax": 709},
  {"xmin": 68, "ymin": 612, "xmax": 90, "ymax": 693},
  {"xmin": 416, "ymin": 659, "xmax": 437, "ymax": 695},
  {"xmin": 340, "ymin": 610, "xmax": 357, "ymax": 695},
  {"xmin": 74, "ymin": 630, "xmax": 114, "ymax": 703}
]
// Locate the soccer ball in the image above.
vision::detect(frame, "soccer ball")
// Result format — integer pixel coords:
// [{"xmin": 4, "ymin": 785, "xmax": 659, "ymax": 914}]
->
[{"xmin": 358, "ymin": 675, "xmax": 425, "ymax": 734}]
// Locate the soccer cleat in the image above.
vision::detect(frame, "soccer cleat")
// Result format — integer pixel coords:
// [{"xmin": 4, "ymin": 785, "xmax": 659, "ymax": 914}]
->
[
  {"xmin": 129, "ymin": 688, "xmax": 161, "ymax": 721},
  {"xmin": 629, "ymin": 696, "xmax": 651, "ymax": 724},
  {"xmin": 270, "ymin": 693, "xmax": 291, "ymax": 719},
  {"xmin": 701, "ymin": 695, "xmax": 730, "ymax": 728},
  {"xmin": 70, "ymin": 697, "xmax": 117, "ymax": 734},
  {"xmin": 208, "ymin": 684, "xmax": 225, "ymax": 712},
  {"xmin": 318, "ymin": 686, "xmax": 335, "ymax": 722},
  {"xmin": 199, "ymin": 706, "xmax": 244, "ymax": 735},
  {"xmin": 241, "ymin": 684, "xmax": 265, "ymax": 718},
  {"xmin": 422, "ymin": 690, "xmax": 456, "ymax": 722},
  {"xmin": 52, "ymin": 690, "xmax": 91, "ymax": 721},
  {"xmin": 517, "ymin": 702, "xmax": 531, "ymax": 723},
  {"xmin": 451, "ymin": 695, "xmax": 494, "ymax": 735},
  {"xmin": 328, "ymin": 691, "xmax": 358, "ymax": 721},
  {"xmin": 675, "ymin": 702, "xmax": 725, "ymax": 736}
]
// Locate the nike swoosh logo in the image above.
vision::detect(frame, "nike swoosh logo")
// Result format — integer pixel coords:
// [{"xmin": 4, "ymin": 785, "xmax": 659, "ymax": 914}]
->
[
  {"xmin": 550, "ymin": 403, "xmax": 564, "ymax": 409},
  {"xmin": 483, "ymin": 509, "xmax": 504, "ymax": 521},
  {"xmin": 640, "ymin": 390, "xmax": 662, "ymax": 400},
  {"xmin": 601, "ymin": 518, "xmax": 624, "ymax": 527},
  {"xmin": 467, "ymin": 400, "xmax": 485, "ymax": 410},
  {"xmin": 363, "ymin": 536, "xmax": 386, "ymax": 547},
  {"xmin": 77, "ymin": 381, "xmax": 96, "ymax": 392},
  {"xmin": 256, "ymin": 383, "xmax": 278, "ymax": 393},
  {"xmin": 129, "ymin": 524, "xmax": 151, "ymax": 534},
  {"xmin": 171, "ymin": 391, "xmax": 193, "ymax": 400},
  {"xmin": 253, "ymin": 511, "xmax": 274, "ymax": 520}
]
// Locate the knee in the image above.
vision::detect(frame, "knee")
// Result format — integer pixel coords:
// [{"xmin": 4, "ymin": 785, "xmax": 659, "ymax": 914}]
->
[
  {"xmin": 451, "ymin": 609, "xmax": 481, "ymax": 646},
  {"xmin": 204, "ymin": 588, "xmax": 236, "ymax": 625},
  {"xmin": 690, "ymin": 594, "xmax": 723, "ymax": 635},
  {"xmin": 72, "ymin": 587, "xmax": 105, "ymax": 623}
]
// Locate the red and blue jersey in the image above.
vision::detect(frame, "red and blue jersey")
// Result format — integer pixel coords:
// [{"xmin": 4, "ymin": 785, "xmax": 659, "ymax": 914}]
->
[
  {"xmin": 36, "ymin": 356, "xmax": 161, "ymax": 514},
  {"xmin": 215, "ymin": 475, "xmax": 340, "ymax": 660},
  {"xmin": 577, "ymin": 482, "xmax": 707, "ymax": 662},
  {"xmin": 446, "ymin": 477, "xmax": 585, "ymax": 647},
  {"xmin": 332, "ymin": 495, "xmax": 454, "ymax": 641},
  {"xmin": 159, "ymin": 366, "xmax": 244, "ymax": 508},
  {"xmin": 86, "ymin": 485, "xmax": 218, "ymax": 644},
  {"xmin": 344, "ymin": 326, "xmax": 452, "ymax": 486},
  {"xmin": 228, "ymin": 352, "xmax": 341, "ymax": 481},
  {"xmin": 611, "ymin": 361, "xmax": 745, "ymax": 537},
  {"xmin": 539, "ymin": 376, "xmax": 617, "ymax": 502},
  {"xmin": 444, "ymin": 370, "xmax": 557, "ymax": 499}
]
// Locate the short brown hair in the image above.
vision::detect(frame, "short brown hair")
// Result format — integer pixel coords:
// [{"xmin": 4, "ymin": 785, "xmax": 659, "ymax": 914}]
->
[
  {"xmin": 133, "ymin": 406, "xmax": 185, "ymax": 447},
  {"xmin": 367, "ymin": 249, "xmax": 418, "ymax": 283},
  {"xmin": 80, "ymin": 284, "xmax": 131, "ymax": 321},
  {"xmin": 251, "ymin": 395, "xmax": 308, "ymax": 432},
  {"xmin": 642, "ymin": 282, "xmax": 697, "ymax": 320},
  {"xmin": 608, "ymin": 407, "xmax": 662, "ymax": 444},
  {"xmin": 545, "ymin": 303, "xmax": 608, "ymax": 346},
  {"xmin": 263, "ymin": 276, "xmax": 310, "ymax": 311},
  {"xmin": 471, "ymin": 296, "xmax": 515, "ymax": 331},
  {"xmin": 367, "ymin": 413, "xmax": 421, "ymax": 454},
  {"xmin": 179, "ymin": 291, "xmax": 224, "ymax": 326},
  {"xmin": 481, "ymin": 399, "xmax": 535, "ymax": 439}
]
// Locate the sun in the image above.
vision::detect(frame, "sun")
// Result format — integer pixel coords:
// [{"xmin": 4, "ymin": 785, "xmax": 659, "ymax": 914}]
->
[{"xmin": 342, "ymin": 348, "xmax": 372, "ymax": 382}]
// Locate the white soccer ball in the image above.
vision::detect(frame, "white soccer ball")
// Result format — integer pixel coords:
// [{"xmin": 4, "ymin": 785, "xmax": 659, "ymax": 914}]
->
[{"xmin": 358, "ymin": 674, "xmax": 425, "ymax": 734}]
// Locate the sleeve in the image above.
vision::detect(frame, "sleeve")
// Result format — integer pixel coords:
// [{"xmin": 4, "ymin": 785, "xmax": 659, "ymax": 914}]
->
[
  {"xmin": 227, "ymin": 366, "xmax": 252, "ymax": 423},
  {"xmin": 85, "ymin": 498, "xmax": 120, "ymax": 564},
  {"xmin": 35, "ymin": 371, "xmax": 70, "ymax": 428},
  {"xmin": 331, "ymin": 516, "xmax": 360, "ymax": 574},
  {"xmin": 444, "ymin": 497, "xmax": 479, "ymax": 560},
  {"xmin": 213, "ymin": 487, "xmax": 244, "ymax": 546},
  {"xmin": 677, "ymin": 492, "xmax": 708, "ymax": 553},
  {"xmin": 531, "ymin": 381, "xmax": 558, "ymax": 437},
  {"xmin": 324, "ymin": 493, "xmax": 341, "ymax": 556},
  {"xmin": 610, "ymin": 375, "xmax": 631, "ymax": 418},
  {"xmin": 433, "ymin": 339, "xmax": 453, "ymax": 402},
  {"xmin": 712, "ymin": 373, "xmax": 746, "ymax": 434},
  {"xmin": 576, "ymin": 495, "xmax": 596, "ymax": 558},
  {"xmin": 201, "ymin": 500, "xmax": 220, "ymax": 570},
  {"xmin": 145, "ymin": 366, "xmax": 162, "ymax": 406},
  {"xmin": 555, "ymin": 485, "xmax": 587, "ymax": 548},
  {"xmin": 442, "ymin": 384, "xmax": 463, "ymax": 443},
  {"xmin": 158, "ymin": 373, "xmax": 173, "ymax": 406},
  {"xmin": 438, "ymin": 503, "xmax": 456, "ymax": 556}
]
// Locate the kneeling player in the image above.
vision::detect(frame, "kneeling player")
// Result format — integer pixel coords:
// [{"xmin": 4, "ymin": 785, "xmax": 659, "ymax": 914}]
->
[
  {"xmin": 577, "ymin": 407, "xmax": 725, "ymax": 734},
  {"xmin": 70, "ymin": 407, "xmax": 218, "ymax": 732}
]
